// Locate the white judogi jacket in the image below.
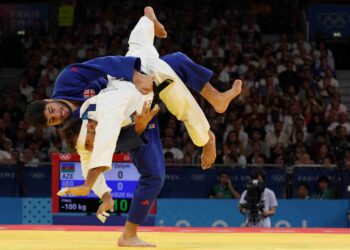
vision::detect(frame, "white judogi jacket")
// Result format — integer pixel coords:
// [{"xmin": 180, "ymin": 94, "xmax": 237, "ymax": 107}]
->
[{"xmin": 76, "ymin": 80, "xmax": 153, "ymax": 197}]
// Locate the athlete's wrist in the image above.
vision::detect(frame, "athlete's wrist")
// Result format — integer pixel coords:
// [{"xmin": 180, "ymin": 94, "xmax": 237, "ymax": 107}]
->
[{"xmin": 101, "ymin": 191, "xmax": 113, "ymax": 202}]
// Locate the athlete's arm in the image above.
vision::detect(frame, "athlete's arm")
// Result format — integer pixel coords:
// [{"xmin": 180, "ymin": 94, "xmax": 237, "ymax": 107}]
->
[{"xmin": 132, "ymin": 70, "xmax": 154, "ymax": 94}]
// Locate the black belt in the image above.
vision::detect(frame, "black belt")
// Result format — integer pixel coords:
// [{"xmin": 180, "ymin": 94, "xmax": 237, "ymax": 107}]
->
[{"xmin": 151, "ymin": 78, "xmax": 173, "ymax": 108}]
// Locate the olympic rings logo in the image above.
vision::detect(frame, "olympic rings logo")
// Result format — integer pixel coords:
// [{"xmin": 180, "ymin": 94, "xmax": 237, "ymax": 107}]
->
[
  {"xmin": 190, "ymin": 174, "xmax": 206, "ymax": 182},
  {"xmin": 318, "ymin": 12, "xmax": 350, "ymax": 29},
  {"xmin": 59, "ymin": 154, "xmax": 72, "ymax": 161},
  {"xmin": 30, "ymin": 172, "xmax": 45, "ymax": 180},
  {"xmin": 270, "ymin": 175, "xmax": 285, "ymax": 183},
  {"xmin": 123, "ymin": 154, "xmax": 131, "ymax": 161}
]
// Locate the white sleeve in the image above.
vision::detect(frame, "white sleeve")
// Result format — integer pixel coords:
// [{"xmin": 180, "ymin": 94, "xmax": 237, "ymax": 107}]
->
[
  {"xmin": 266, "ymin": 189, "xmax": 278, "ymax": 208},
  {"xmin": 239, "ymin": 190, "xmax": 247, "ymax": 205},
  {"xmin": 88, "ymin": 90, "xmax": 132, "ymax": 171},
  {"xmin": 79, "ymin": 149, "xmax": 111, "ymax": 199}
]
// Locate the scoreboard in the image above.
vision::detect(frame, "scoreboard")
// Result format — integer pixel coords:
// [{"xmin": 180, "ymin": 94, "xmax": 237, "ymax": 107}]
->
[{"xmin": 51, "ymin": 153, "xmax": 153, "ymax": 215}]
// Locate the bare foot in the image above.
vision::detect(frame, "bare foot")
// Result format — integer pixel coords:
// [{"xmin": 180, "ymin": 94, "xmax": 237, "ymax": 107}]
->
[
  {"xmin": 117, "ymin": 235, "xmax": 156, "ymax": 247},
  {"xmin": 201, "ymin": 130, "xmax": 216, "ymax": 169},
  {"xmin": 144, "ymin": 6, "xmax": 167, "ymax": 38},
  {"xmin": 214, "ymin": 79, "xmax": 242, "ymax": 113}
]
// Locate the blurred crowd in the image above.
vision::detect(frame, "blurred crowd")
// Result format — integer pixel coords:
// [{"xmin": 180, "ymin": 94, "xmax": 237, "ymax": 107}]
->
[{"xmin": 0, "ymin": 0, "xmax": 347, "ymax": 170}]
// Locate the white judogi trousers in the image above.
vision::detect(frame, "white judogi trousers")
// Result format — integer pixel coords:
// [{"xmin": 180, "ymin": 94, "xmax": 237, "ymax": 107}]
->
[{"xmin": 125, "ymin": 16, "xmax": 210, "ymax": 147}]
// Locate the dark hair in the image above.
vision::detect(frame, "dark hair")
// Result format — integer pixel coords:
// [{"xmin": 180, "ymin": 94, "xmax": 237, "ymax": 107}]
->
[
  {"xmin": 58, "ymin": 118, "xmax": 82, "ymax": 152},
  {"xmin": 25, "ymin": 100, "xmax": 48, "ymax": 128},
  {"xmin": 318, "ymin": 175, "xmax": 330, "ymax": 184},
  {"xmin": 219, "ymin": 170, "xmax": 230, "ymax": 177},
  {"xmin": 251, "ymin": 168, "xmax": 266, "ymax": 180},
  {"xmin": 164, "ymin": 151, "xmax": 174, "ymax": 159},
  {"xmin": 297, "ymin": 182, "xmax": 309, "ymax": 191}
]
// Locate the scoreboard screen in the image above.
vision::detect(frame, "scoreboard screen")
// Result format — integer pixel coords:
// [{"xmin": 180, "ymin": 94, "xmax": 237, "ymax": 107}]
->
[{"xmin": 52, "ymin": 153, "xmax": 142, "ymax": 214}]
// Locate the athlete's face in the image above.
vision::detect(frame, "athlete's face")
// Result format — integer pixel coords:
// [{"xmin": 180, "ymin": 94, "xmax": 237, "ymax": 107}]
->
[{"xmin": 44, "ymin": 101, "xmax": 71, "ymax": 126}]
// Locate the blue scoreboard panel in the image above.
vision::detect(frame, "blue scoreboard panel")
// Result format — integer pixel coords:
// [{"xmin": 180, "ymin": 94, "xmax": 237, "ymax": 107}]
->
[{"xmin": 58, "ymin": 160, "xmax": 140, "ymax": 213}]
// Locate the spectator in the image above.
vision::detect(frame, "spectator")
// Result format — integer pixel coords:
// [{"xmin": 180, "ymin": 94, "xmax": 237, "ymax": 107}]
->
[
  {"xmin": 223, "ymin": 143, "xmax": 247, "ymax": 165},
  {"xmin": 21, "ymin": 148, "xmax": 40, "ymax": 167},
  {"xmin": 307, "ymin": 114, "xmax": 326, "ymax": 134},
  {"xmin": 315, "ymin": 56, "xmax": 334, "ymax": 79},
  {"xmin": 223, "ymin": 130, "xmax": 245, "ymax": 157},
  {"xmin": 278, "ymin": 61, "xmax": 300, "ymax": 94},
  {"xmin": 10, "ymin": 149, "xmax": 22, "ymax": 164},
  {"xmin": 295, "ymin": 151, "xmax": 314, "ymax": 165},
  {"xmin": 0, "ymin": 96, "xmax": 24, "ymax": 124},
  {"xmin": 2, "ymin": 138, "xmax": 14, "ymax": 155},
  {"xmin": 265, "ymin": 121, "xmax": 288, "ymax": 149},
  {"xmin": 182, "ymin": 141, "xmax": 199, "ymax": 163},
  {"xmin": 311, "ymin": 176, "xmax": 333, "ymax": 199},
  {"xmin": 0, "ymin": 146, "xmax": 12, "ymax": 164},
  {"xmin": 224, "ymin": 119, "xmax": 249, "ymax": 149},
  {"xmin": 246, "ymin": 128, "xmax": 269, "ymax": 157},
  {"xmin": 313, "ymin": 143, "xmax": 332, "ymax": 165},
  {"xmin": 181, "ymin": 153, "xmax": 193, "ymax": 164},
  {"xmin": 254, "ymin": 154, "xmax": 266, "ymax": 166},
  {"xmin": 328, "ymin": 112, "xmax": 350, "ymax": 135},
  {"xmin": 296, "ymin": 182, "xmax": 310, "ymax": 199},
  {"xmin": 14, "ymin": 128, "xmax": 28, "ymax": 151},
  {"xmin": 308, "ymin": 132, "xmax": 329, "ymax": 156},
  {"xmin": 286, "ymin": 116, "xmax": 308, "ymax": 144},
  {"xmin": 209, "ymin": 171, "xmax": 240, "ymax": 199},
  {"xmin": 313, "ymin": 41, "xmax": 334, "ymax": 70},
  {"xmin": 247, "ymin": 141, "xmax": 267, "ymax": 164},
  {"xmin": 268, "ymin": 142, "xmax": 285, "ymax": 165},
  {"xmin": 325, "ymin": 95, "xmax": 347, "ymax": 123},
  {"xmin": 318, "ymin": 69, "xmax": 339, "ymax": 98},
  {"xmin": 331, "ymin": 125, "xmax": 349, "ymax": 146},
  {"xmin": 163, "ymin": 136, "xmax": 184, "ymax": 161},
  {"xmin": 19, "ymin": 74, "xmax": 33, "ymax": 102}
]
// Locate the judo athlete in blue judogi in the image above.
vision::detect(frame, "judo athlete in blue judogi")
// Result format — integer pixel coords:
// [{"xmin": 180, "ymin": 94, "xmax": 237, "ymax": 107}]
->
[{"xmin": 26, "ymin": 7, "xmax": 242, "ymax": 247}]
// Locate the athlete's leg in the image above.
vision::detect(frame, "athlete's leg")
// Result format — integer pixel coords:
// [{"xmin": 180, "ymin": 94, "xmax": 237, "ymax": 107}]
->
[
  {"xmin": 161, "ymin": 52, "xmax": 242, "ymax": 113},
  {"xmin": 126, "ymin": 7, "xmax": 166, "ymax": 59},
  {"xmin": 118, "ymin": 117, "xmax": 164, "ymax": 247},
  {"xmin": 144, "ymin": 6, "xmax": 167, "ymax": 38},
  {"xmin": 200, "ymin": 80, "xmax": 242, "ymax": 113},
  {"xmin": 126, "ymin": 8, "xmax": 215, "ymax": 165},
  {"xmin": 128, "ymin": 7, "xmax": 241, "ymax": 115}
]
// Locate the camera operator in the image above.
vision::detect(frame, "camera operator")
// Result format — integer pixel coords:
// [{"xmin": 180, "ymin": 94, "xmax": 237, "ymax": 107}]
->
[{"xmin": 238, "ymin": 169, "xmax": 278, "ymax": 227}]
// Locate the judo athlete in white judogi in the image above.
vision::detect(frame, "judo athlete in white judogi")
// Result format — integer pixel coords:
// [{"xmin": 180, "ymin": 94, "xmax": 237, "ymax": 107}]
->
[{"xmin": 57, "ymin": 8, "xmax": 225, "ymax": 247}]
